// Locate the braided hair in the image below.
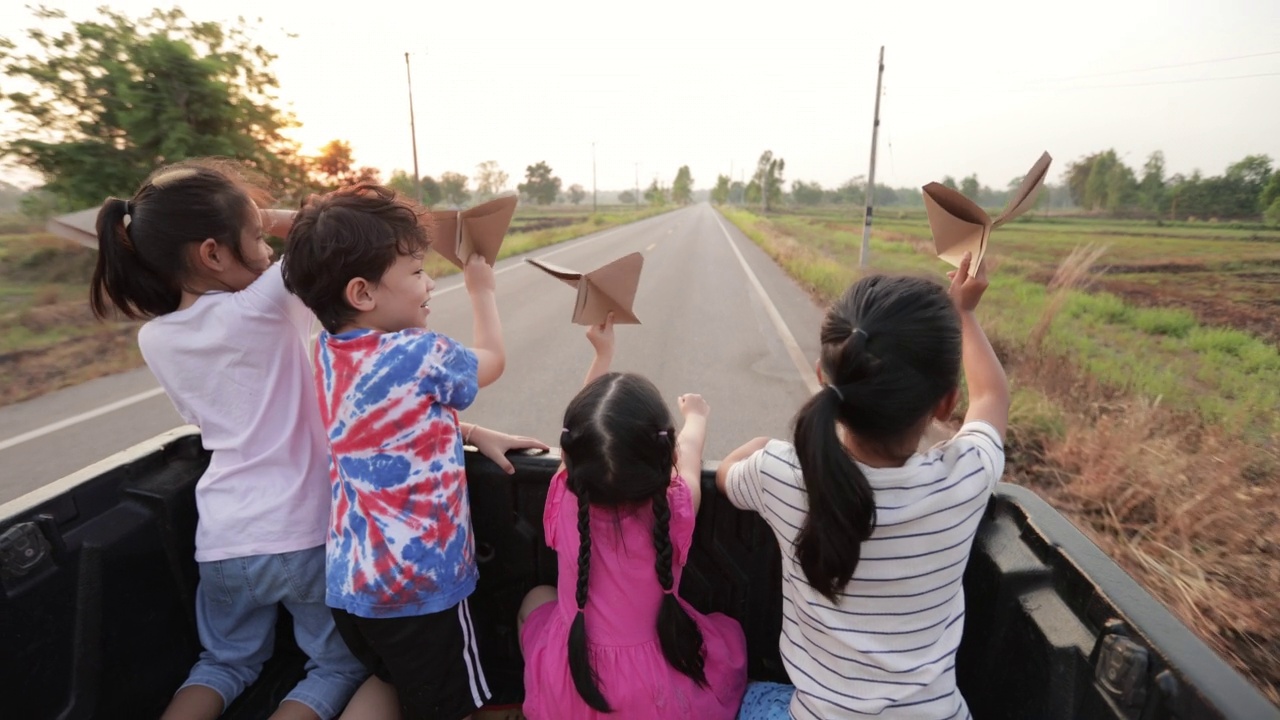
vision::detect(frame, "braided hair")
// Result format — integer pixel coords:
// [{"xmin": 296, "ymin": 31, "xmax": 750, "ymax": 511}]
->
[
  {"xmin": 793, "ymin": 275, "xmax": 962, "ymax": 599},
  {"xmin": 559, "ymin": 372, "xmax": 707, "ymax": 711}
]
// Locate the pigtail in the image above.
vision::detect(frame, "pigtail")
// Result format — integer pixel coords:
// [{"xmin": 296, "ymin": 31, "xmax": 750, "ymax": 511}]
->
[
  {"xmin": 652, "ymin": 489, "xmax": 708, "ymax": 685},
  {"xmin": 567, "ymin": 479, "xmax": 611, "ymax": 712},
  {"xmin": 793, "ymin": 335, "xmax": 877, "ymax": 600},
  {"xmin": 90, "ymin": 197, "xmax": 179, "ymax": 320}
]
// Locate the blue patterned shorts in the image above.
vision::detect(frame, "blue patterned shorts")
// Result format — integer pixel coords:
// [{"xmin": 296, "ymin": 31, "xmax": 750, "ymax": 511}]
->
[{"xmin": 737, "ymin": 680, "xmax": 794, "ymax": 720}]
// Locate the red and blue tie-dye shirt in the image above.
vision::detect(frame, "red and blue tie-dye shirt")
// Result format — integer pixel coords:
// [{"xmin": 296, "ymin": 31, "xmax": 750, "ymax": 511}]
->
[{"xmin": 314, "ymin": 327, "xmax": 480, "ymax": 618}]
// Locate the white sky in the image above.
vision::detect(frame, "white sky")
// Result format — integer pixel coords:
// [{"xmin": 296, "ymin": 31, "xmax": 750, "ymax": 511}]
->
[{"xmin": 2, "ymin": 0, "xmax": 1278, "ymax": 193}]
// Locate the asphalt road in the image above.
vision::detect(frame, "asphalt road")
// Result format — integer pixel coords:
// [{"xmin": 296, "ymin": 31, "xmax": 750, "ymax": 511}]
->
[{"xmin": 0, "ymin": 203, "xmax": 826, "ymax": 507}]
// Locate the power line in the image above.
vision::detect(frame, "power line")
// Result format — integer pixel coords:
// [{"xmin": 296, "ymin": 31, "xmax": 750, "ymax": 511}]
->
[
  {"xmin": 1049, "ymin": 70, "xmax": 1280, "ymax": 91},
  {"xmin": 1037, "ymin": 50, "xmax": 1280, "ymax": 83}
]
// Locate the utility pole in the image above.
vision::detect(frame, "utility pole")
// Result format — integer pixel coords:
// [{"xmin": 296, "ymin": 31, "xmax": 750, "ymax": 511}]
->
[
  {"xmin": 859, "ymin": 46, "xmax": 885, "ymax": 268},
  {"xmin": 592, "ymin": 142, "xmax": 597, "ymax": 213},
  {"xmin": 405, "ymin": 52, "xmax": 423, "ymax": 205}
]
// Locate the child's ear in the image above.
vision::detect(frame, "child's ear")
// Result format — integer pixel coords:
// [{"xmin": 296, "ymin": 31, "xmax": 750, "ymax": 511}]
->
[
  {"xmin": 814, "ymin": 359, "xmax": 826, "ymax": 385},
  {"xmin": 194, "ymin": 238, "xmax": 225, "ymax": 272},
  {"xmin": 933, "ymin": 387, "xmax": 961, "ymax": 422},
  {"xmin": 344, "ymin": 277, "xmax": 376, "ymax": 313}
]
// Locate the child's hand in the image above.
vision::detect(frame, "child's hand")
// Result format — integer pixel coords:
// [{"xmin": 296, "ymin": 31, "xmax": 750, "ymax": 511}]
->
[
  {"xmin": 463, "ymin": 253, "xmax": 495, "ymax": 295},
  {"xmin": 586, "ymin": 313, "xmax": 615, "ymax": 357},
  {"xmin": 261, "ymin": 209, "xmax": 296, "ymax": 239},
  {"xmin": 467, "ymin": 425, "xmax": 550, "ymax": 475},
  {"xmin": 947, "ymin": 251, "xmax": 989, "ymax": 313},
  {"xmin": 678, "ymin": 393, "xmax": 709, "ymax": 420}
]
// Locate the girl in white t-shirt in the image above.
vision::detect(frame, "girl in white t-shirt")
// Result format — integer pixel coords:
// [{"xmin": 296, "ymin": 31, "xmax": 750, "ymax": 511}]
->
[
  {"xmin": 717, "ymin": 256, "xmax": 1009, "ymax": 720},
  {"xmin": 90, "ymin": 159, "xmax": 370, "ymax": 720}
]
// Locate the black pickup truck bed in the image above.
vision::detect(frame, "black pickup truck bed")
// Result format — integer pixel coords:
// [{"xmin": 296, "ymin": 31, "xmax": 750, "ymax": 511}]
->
[{"xmin": 1, "ymin": 429, "xmax": 1275, "ymax": 719}]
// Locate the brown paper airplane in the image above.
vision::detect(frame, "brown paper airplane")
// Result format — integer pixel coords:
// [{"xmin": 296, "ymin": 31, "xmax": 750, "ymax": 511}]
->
[
  {"xmin": 524, "ymin": 252, "xmax": 644, "ymax": 325},
  {"xmin": 427, "ymin": 195, "xmax": 519, "ymax": 267},
  {"xmin": 922, "ymin": 151, "xmax": 1052, "ymax": 268}
]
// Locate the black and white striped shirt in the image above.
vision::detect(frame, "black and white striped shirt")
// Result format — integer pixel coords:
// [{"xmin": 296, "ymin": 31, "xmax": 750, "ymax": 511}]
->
[{"xmin": 725, "ymin": 422, "xmax": 1004, "ymax": 719}]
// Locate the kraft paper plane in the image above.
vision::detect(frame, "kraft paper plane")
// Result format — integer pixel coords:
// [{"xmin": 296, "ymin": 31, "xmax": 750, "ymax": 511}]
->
[
  {"xmin": 427, "ymin": 194, "xmax": 519, "ymax": 267},
  {"xmin": 524, "ymin": 252, "xmax": 644, "ymax": 325},
  {"xmin": 922, "ymin": 151, "xmax": 1053, "ymax": 268}
]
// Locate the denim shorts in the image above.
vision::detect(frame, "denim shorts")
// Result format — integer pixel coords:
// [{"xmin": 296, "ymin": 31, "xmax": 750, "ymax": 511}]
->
[{"xmin": 181, "ymin": 546, "xmax": 368, "ymax": 718}]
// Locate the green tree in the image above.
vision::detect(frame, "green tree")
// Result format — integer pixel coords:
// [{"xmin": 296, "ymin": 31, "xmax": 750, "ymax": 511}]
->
[
  {"xmin": 711, "ymin": 174, "xmax": 730, "ymax": 205},
  {"xmin": 644, "ymin": 179, "xmax": 668, "ymax": 206},
  {"xmin": 387, "ymin": 169, "xmax": 440, "ymax": 206},
  {"xmin": 1259, "ymin": 172, "xmax": 1280, "ymax": 215},
  {"xmin": 567, "ymin": 183, "xmax": 586, "ymax": 205},
  {"xmin": 671, "ymin": 165, "xmax": 694, "ymax": 205},
  {"xmin": 474, "ymin": 160, "xmax": 508, "ymax": 199},
  {"xmin": 617, "ymin": 190, "xmax": 636, "ymax": 205},
  {"xmin": 439, "ymin": 172, "xmax": 471, "ymax": 207},
  {"xmin": 517, "ymin": 161, "xmax": 561, "ymax": 205},
  {"xmin": 940, "ymin": 176, "xmax": 959, "ymax": 192},
  {"xmin": 960, "ymin": 174, "xmax": 980, "ymax": 200},
  {"xmin": 1138, "ymin": 151, "xmax": 1167, "ymax": 214},
  {"xmin": 1064, "ymin": 153, "xmax": 1100, "ymax": 208},
  {"xmin": 791, "ymin": 180, "xmax": 824, "ymax": 206},
  {"xmin": 1104, "ymin": 162, "xmax": 1138, "ymax": 214},
  {"xmin": 729, "ymin": 180, "xmax": 745, "ymax": 204},
  {"xmin": 753, "ymin": 150, "xmax": 785, "ymax": 212},
  {"xmin": 0, "ymin": 6, "xmax": 309, "ymax": 207}
]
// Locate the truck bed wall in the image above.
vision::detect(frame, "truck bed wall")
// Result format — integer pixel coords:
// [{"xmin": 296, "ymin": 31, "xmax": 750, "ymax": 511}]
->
[{"xmin": 0, "ymin": 431, "xmax": 1274, "ymax": 719}]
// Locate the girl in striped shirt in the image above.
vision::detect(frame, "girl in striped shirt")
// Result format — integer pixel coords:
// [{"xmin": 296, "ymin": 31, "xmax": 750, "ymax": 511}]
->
[{"xmin": 717, "ymin": 254, "xmax": 1009, "ymax": 720}]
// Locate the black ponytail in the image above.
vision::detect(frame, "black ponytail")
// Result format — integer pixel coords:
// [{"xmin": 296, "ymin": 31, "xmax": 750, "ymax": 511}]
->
[
  {"xmin": 566, "ymin": 476, "xmax": 611, "ymax": 712},
  {"xmin": 652, "ymin": 488, "xmax": 707, "ymax": 685},
  {"xmin": 88, "ymin": 158, "xmax": 271, "ymax": 320},
  {"xmin": 90, "ymin": 197, "xmax": 180, "ymax": 320},
  {"xmin": 793, "ymin": 275, "xmax": 962, "ymax": 599}
]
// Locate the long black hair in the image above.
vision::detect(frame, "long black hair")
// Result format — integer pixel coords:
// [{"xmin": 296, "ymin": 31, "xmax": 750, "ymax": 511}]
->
[
  {"xmin": 90, "ymin": 158, "xmax": 272, "ymax": 320},
  {"xmin": 794, "ymin": 275, "xmax": 962, "ymax": 599},
  {"xmin": 559, "ymin": 372, "xmax": 707, "ymax": 712}
]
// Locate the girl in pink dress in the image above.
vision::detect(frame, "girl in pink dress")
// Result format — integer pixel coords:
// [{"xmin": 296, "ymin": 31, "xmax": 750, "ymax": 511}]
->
[{"xmin": 518, "ymin": 314, "xmax": 748, "ymax": 719}]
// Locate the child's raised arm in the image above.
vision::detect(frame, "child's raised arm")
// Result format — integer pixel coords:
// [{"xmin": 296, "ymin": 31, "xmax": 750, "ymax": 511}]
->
[
  {"xmin": 464, "ymin": 254, "xmax": 505, "ymax": 387},
  {"xmin": 675, "ymin": 394, "xmax": 709, "ymax": 512},
  {"xmin": 583, "ymin": 313, "xmax": 615, "ymax": 387},
  {"xmin": 948, "ymin": 252, "xmax": 1010, "ymax": 441}
]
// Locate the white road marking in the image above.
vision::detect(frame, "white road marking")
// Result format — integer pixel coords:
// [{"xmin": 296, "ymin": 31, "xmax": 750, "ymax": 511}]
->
[
  {"xmin": 710, "ymin": 210, "xmax": 820, "ymax": 394},
  {"xmin": 646, "ymin": 243, "xmax": 656, "ymax": 251},
  {"xmin": 0, "ymin": 387, "xmax": 168, "ymax": 452}
]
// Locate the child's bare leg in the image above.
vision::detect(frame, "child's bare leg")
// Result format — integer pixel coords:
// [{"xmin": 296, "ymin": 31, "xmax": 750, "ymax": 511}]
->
[
  {"xmin": 269, "ymin": 699, "xmax": 322, "ymax": 720},
  {"xmin": 160, "ymin": 685, "xmax": 224, "ymax": 720},
  {"xmin": 338, "ymin": 676, "xmax": 402, "ymax": 720},
  {"xmin": 517, "ymin": 585, "xmax": 557, "ymax": 636}
]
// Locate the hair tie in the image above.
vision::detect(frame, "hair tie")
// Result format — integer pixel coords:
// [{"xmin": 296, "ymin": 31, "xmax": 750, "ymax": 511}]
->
[
  {"xmin": 657, "ymin": 430, "xmax": 668, "ymax": 437},
  {"xmin": 117, "ymin": 198, "xmax": 133, "ymax": 229},
  {"xmin": 825, "ymin": 384, "xmax": 845, "ymax": 403},
  {"xmin": 561, "ymin": 427, "xmax": 570, "ymax": 433},
  {"xmin": 851, "ymin": 327, "xmax": 868, "ymax": 341}
]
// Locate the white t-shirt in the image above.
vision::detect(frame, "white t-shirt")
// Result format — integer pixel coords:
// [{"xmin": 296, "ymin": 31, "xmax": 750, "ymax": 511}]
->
[
  {"xmin": 138, "ymin": 262, "xmax": 330, "ymax": 562},
  {"xmin": 725, "ymin": 422, "xmax": 1004, "ymax": 720}
]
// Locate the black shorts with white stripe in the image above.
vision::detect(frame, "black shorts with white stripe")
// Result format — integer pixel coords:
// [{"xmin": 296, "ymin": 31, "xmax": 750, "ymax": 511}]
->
[{"xmin": 332, "ymin": 599, "xmax": 491, "ymax": 720}]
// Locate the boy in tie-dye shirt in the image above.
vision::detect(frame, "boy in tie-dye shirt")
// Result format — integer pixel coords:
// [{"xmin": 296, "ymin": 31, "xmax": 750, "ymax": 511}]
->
[{"xmin": 282, "ymin": 184, "xmax": 546, "ymax": 720}]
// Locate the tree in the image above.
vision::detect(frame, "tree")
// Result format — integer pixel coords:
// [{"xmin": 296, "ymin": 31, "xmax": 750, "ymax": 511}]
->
[
  {"xmin": 940, "ymin": 176, "xmax": 959, "ymax": 191},
  {"xmin": 753, "ymin": 150, "xmax": 785, "ymax": 212},
  {"xmin": 1259, "ymin": 172, "xmax": 1280, "ymax": 215},
  {"xmin": 0, "ymin": 6, "xmax": 310, "ymax": 207},
  {"xmin": 960, "ymin": 174, "xmax": 980, "ymax": 201},
  {"xmin": 1104, "ymin": 162, "xmax": 1138, "ymax": 214},
  {"xmin": 671, "ymin": 165, "xmax": 694, "ymax": 205},
  {"xmin": 791, "ymin": 180, "xmax": 824, "ymax": 206},
  {"xmin": 387, "ymin": 170, "xmax": 440, "ymax": 206},
  {"xmin": 1063, "ymin": 154, "xmax": 1099, "ymax": 208},
  {"xmin": 474, "ymin": 160, "xmax": 508, "ymax": 199},
  {"xmin": 517, "ymin": 161, "xmax": 561, "ymax": 205},
  {"xmin": 567, "ymin": 184, "xmax": 586, "ymax": 205},
  {"xmin": 617, "ymin": 190, "xmax": 636, "ymax": 205},
  {"xmin": 439, "ymin": 172, "xmax": 471, "ymax": 207},
  {"xmin": 729, "ymin": 180, "xmax": 745, "ymax": 205},
  {"xmin": 313, "ymin": 140, "xmax": 381, "ymax": 189},
  {"xmin": 711, "ymin": 175, "xmax": 731, "ymax": 205},
  {"xmin": 644, "ymin": 179, "xmax": 668, "ymax": 206},
  {"xmin": 1139, "ymin": 151, "xmax": 1167, "ymax": 214}
]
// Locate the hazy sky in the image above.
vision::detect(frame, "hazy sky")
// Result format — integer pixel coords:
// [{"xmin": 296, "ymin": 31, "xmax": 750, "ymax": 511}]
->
[{"xmin": 2, "ymin": 0, "xmax": 1278, "ymax": 194}]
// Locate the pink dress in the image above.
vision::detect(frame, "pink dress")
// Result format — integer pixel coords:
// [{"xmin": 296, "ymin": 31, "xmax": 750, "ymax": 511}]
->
[{"xmin": 520, "ymin": 470, "xmax": 748, "ymax": 719}]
